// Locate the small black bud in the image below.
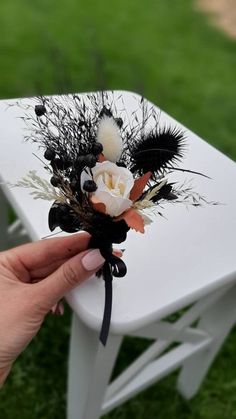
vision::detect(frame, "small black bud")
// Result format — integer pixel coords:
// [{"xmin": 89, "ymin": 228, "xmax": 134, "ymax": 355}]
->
[
  {"xmin": 91, "ymin": 142, "xmax": 103, "ymax": 155},
  {"xmin": 84, "ymin": 154, "xmax": 97, "ymax": 168},
  {"xmin": 44, "ymin": 148, "xmax": 55, "ymax": 161},
  {"xmin": 35, "ymin": 105, "xmax": 46, "ymax": 117},
  {"xmin": 99, "ymin": 106, "xmax": 113, "ymax": 118},
  {"xmin": 50, "ymin": 175, "xmax": 60, "ymax": 187},
  {"xmin": 83, "ymin": 180, "xmax": 97, "ymax": 192},
  {"xmin": 115, "ymin": 117, "xmax": 123, "ymax": 128}
]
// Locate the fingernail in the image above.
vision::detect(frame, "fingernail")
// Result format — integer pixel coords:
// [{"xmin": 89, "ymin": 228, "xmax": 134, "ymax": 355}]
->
[
  {"xmin": 81, "ymin": 249, "xmax": 105, "ymax": 271},
  {"xmin": 51, "ymin": 302, "xmax": 64, "ymax": 316},
  {"xmin": 57, "ymin": 302, "xmax": 64, "ymax": 316}
]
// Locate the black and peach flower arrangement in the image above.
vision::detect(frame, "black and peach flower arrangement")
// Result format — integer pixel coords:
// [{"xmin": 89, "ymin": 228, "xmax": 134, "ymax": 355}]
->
[{"xmin": 14, "ymin": 92, "xmax": 214, "ymax": 345}]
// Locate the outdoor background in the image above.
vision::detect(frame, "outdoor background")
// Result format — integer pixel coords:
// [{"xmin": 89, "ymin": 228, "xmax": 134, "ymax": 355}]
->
[{"xmin": 0, "ymin": 0, "xmax": 236, "ymax": 418}]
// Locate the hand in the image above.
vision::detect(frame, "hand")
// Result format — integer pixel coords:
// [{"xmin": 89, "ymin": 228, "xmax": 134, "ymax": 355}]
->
[{"xmin": 0, "ymin": 233, "xmax": 105, "ymax": 386}]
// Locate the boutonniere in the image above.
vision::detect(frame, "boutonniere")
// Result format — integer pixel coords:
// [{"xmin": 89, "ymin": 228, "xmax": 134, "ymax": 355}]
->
[{"xmin": 15, "ymin": 92, "xmax": 213, "ymax": 345}]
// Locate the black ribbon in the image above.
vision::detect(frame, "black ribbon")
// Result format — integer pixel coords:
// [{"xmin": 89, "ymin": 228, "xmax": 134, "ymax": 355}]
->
[
  {"xmin": 99, "ymin": 252, "xmax": 127, "ymax": 346},
  {"xmin": 89, "ymin": 236, "xmax": 127, "ymax": 345},
  {"xmin": 99, "ymin": 261, "xmax": 113, "ymax": 346}
]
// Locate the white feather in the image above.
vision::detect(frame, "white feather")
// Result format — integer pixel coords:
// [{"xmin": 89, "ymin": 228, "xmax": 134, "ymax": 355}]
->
[{"xmin": 97, "ymin": 117, "xmax": 123, "ymax": 162}]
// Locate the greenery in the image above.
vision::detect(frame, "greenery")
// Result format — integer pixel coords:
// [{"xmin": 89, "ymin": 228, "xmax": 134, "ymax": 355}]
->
[{"xmin": 0, "ymin": 0, "xmax": 236, "ymax": 417}]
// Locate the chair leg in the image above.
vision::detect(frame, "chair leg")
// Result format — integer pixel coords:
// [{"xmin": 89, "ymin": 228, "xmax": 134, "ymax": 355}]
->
[
  {"xmin": 177, "ymin": 284, "xmax": 236, "ymax": 399},
  {"xmin": 67, "ymin": 313, "xmax": 122, "ymax": 419},
  {"xmin": 0, "ymin": 188, "xmax": 9, "ymax": 250}
]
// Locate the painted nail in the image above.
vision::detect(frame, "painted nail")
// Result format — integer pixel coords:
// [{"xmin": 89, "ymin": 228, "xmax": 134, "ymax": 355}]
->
[{"xmin": 81, "ymin": 249, "xmax": 105, "ymax": 271}]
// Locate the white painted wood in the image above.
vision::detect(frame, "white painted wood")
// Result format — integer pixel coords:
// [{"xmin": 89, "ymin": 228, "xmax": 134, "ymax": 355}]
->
[
  {"xmin": 67, "ymin": 313, "xmax": 122, "ymax": 419},
  {"xmin": 177, "ymin": 282, "xmax": 236, "ymax": 399},
  {"xmin": 105, "ymin": 285, "xmax": 230, "ymax": 402},
  {"xmin": 8, "ymin": 219, "xmax": 22, "ymax": 234},
  {"xmin": 130, "ymin": 321, "xmax": 209, "ymax": 343},
  {"xmin": 8, "ymin": 219, "xmax": 30, "ymax": 247},
  {"xmin": 102, "ymin": 337, "xmax": 212, "ymax": 414}
]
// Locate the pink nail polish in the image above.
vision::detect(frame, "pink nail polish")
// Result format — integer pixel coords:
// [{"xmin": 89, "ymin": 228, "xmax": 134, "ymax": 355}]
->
[{"xmin": 82, "ymin": 249, "xmax": 105, "ymax": 271}]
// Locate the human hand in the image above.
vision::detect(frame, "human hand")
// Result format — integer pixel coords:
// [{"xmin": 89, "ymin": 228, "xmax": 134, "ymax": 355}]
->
[{"xmin": 0, "ymin": 233, "xmax": 105, "ymax": 386}]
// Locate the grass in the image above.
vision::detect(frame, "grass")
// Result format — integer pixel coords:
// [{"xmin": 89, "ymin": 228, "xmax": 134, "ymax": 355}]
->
[{"xmin": 0, "ymin": 0, "xmax": 236, "ymax": 417}]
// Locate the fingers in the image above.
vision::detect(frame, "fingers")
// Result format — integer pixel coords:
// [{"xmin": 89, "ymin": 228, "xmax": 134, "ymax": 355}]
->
[
  {"xmin": 29, "ymin": 257, "xmax": 70, "ymax": 281},
  {"xmin": 34, "ymin": 249, "xmax": 105, "ymax": 310},
  {"xmin": 10, "ymin": 232, "xmax": 91, "ymax": 273}
]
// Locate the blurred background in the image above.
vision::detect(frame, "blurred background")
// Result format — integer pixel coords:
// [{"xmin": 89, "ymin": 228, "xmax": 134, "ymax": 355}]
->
[{"xmin": 0, "ymin": 0, "xmax": 236, "ymax": 417}]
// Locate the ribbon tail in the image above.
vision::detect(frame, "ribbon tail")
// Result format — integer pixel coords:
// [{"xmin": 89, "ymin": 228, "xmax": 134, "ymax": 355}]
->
[{"xmin": 99, "ymin": 261, "xmax": 113, "ymax": 346}]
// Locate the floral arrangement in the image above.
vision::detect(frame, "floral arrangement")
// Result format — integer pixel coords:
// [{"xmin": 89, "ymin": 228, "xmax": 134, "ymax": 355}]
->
[{"xmin": 16, "ymin": 92, "xmax": 211, "ymax": 345}]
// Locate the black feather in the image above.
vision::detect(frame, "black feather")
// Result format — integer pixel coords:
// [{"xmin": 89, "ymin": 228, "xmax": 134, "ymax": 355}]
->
[{"xmin": 130, "ymin": 127, "xmax": 185, "ymax": 176}]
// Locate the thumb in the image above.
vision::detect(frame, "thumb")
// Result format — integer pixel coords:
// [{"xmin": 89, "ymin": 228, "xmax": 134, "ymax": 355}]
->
[{"xmin": 35, "ymin": 249, "xmax": 105, "ymax": 310}]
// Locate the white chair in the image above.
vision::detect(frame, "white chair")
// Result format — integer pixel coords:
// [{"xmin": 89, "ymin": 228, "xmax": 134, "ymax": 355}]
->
[{"xmin": 0, "ymin": 91, "xmax": 236, "ymax": 419}]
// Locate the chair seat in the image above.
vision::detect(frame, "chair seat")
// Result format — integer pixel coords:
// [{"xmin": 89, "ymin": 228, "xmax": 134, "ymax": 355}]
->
[{"xmin": 0, "ymin": 91, "xmax": 236, "ymax": 335}]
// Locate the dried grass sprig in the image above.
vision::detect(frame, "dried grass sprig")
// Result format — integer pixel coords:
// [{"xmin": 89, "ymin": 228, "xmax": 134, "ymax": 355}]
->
[{"xmin": 13, "ymin": 170, "xmax": 67, "ymax": 202}]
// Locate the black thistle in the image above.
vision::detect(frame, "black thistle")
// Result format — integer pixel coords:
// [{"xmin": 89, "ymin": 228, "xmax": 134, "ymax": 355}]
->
[{"xmin": 130, "ymin": 127, "xmax": 185, "ymax": 177}]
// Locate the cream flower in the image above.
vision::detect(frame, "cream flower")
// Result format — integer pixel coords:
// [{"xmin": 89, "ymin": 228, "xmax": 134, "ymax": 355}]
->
[{"xmin": 81, "ymin": 161, "xmax": 134, "ymax": 217}]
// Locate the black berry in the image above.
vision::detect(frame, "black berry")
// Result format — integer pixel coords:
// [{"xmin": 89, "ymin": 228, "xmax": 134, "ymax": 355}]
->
[
  {"xmin": 50, "ymin": 175, "xmax": 60, "ymax": 187},
  {"xmin": 91, "ymin": 142, "xmax": 103, "ymax": 155},
  {"xmin": 44, "ymin": 148, "xmax": 55, "ymax": 161},
  {"xmin": 83, "ymin": 180, "xmax": 97, "ymax": 192},
  {"xmin": 35, "ymin": 105, "xmax": 46, "ymax": 117}
]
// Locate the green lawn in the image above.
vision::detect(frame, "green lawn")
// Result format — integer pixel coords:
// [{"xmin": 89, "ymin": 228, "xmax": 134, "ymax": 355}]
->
[{"xmin": 0, "ymin": 0, "xmax": 236, "ymax": 417}]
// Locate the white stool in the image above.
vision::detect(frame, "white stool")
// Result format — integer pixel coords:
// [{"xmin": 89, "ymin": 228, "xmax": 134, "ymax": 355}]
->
[{"xmin": 0, "ymin": 91, "xmax": 235, "ymax": 419}]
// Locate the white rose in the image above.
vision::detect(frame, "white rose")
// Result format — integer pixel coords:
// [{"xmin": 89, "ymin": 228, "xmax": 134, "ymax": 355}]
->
[{"xmin": 81, "ymin": 161, "xmax": 134, "ymax": 217}]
